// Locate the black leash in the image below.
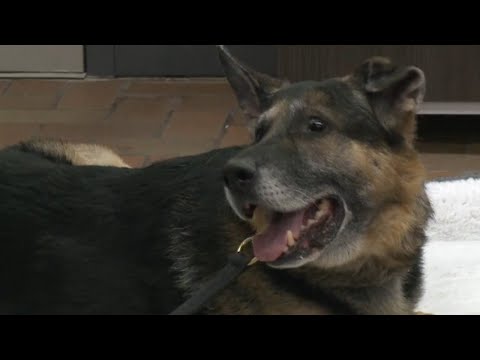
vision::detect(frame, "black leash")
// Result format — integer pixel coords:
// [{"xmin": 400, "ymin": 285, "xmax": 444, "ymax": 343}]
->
[{"xmin": 169, "ymin": 237, "xmax": 257, "ymax": 315}]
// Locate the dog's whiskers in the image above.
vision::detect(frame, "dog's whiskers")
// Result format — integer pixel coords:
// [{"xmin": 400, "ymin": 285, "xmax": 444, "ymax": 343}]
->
[{"xmin": 288, "ymin": 188, "xmax": 318, "ymax": 207}]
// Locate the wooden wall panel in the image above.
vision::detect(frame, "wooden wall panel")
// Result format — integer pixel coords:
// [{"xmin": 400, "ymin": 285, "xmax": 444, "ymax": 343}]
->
[{"xmin": 278, "ymin": 45, "xmax": 480, "ymax": 102}]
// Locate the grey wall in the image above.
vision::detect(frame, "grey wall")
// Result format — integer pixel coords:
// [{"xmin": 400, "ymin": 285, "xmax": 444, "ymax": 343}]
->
[{"xmin": 0, "ymin": 45, "xmax": 84, "ymax": 73}]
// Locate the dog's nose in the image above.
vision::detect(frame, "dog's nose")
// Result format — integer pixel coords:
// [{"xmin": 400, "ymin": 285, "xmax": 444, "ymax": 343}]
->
[{"xmin": 223, "ymin": 159, "xmax": 256, "ymax": 191}]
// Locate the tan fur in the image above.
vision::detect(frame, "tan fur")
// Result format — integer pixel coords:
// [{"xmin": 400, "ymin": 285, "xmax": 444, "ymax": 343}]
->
[
  {"xmin": 399, "ymin": 112, "xmax": 418, "ymax": 144},
  {"xmin": 67, "ymin": 144, "xmax": 131, "ymax": 168},
  {"xmin": 23, "ymin": 139, "xmax": 131, "ymax": 168},
  {"xmin": 212, "ymin": 267, "xmax": 332, "ymax": 315},
  {"xmin": 304, "ymin": 90, "xmax": 331, "ymax": 107},
  {"xmin": 262, "ymin": 101, "xmax": 290, "ymax": 121},
  {"xmin": 293, "ymin": 141, "xmax": 429, "ymax": 309},
  {"xmin": 350, "ymin": 141, "xmax": 427, "ymax": 265}
]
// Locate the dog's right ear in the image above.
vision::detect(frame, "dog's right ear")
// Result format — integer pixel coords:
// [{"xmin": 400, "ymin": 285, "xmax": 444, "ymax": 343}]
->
[
  {"xmin": 353, "ymin": 57, "xmax": 426, "ymax": 144},
  {"xmin": 217, "ymin": 45, "xmax": 289, "ymax": 123}
]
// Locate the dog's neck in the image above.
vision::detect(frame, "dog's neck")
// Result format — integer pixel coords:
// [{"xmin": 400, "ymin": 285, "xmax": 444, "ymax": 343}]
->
[
  {"xmin": 263, "ymin": 262, "xmax": 417, "ymax": 315},
  {"xmin": 328, "ymin": 275, "xmax": 414, "ymax": 315}
]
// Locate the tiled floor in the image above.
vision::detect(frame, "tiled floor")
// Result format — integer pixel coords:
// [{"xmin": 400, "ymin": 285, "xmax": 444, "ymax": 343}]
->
[{"xmin": 0, "ymin": 77, "xmax": 479, "ymax": 179}]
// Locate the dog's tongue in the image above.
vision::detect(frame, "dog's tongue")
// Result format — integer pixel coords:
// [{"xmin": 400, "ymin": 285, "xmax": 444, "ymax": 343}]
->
[{"xmin": 252, "ymin": 210, "xmax": 304, "ymax": 262}]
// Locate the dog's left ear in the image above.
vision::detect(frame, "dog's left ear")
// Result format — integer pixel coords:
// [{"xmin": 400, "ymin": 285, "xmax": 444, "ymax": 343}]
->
[
  {"xmin": 217, "ymin": 45, "xmax": 289, "ymax": 125},
  {"xmin": 354, "ymin": 57, "xmax": 426, "ymax": 144}
]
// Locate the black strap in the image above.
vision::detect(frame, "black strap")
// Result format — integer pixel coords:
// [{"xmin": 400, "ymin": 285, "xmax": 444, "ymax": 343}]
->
[{"xmin": 169, "ymin": 253, "xmax": 251, "ymax": 315}]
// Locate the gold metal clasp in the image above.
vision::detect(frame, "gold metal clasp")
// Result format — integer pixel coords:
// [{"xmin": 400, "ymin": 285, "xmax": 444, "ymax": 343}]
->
[{"xmin": 237, "ymin": 237, "xmax": 258, "ymax": 266}]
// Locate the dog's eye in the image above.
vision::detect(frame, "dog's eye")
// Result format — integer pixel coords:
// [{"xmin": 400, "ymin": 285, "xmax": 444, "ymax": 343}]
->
[
  {"xmin": 308, "ymin": 117, "xmax": 327, "ymax": 132},
  {"xmin": 254, "ymin": 123, "xmax": 268, "ymax": 143}
]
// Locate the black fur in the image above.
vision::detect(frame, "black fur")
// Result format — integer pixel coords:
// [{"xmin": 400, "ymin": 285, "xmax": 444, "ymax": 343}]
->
[{"xmin": 0, "ymin": 145, "xmax": 247, "ymax": 314}]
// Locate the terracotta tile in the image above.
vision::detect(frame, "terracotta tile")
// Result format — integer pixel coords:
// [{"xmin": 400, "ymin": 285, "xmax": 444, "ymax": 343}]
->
[
  {"xmin": 163, "ymin": 109, "xmax": 228, "ymax": 143},
  {"xmin": 171, "ymin": 78, "xmax": 230, "ymax": 84},
  {"xmin": 0, "ymin": 80, "xmax": 11, "ymax": 95},
  {"xmin": 38, "ymin": 123, "xmax": 108, "ymax": 143},
  {"xmin": 89, "ymin": 138, "xmax": 163, "ymax": 157},
  {"xmin": 109, "ymin": 97, "xmax": 175, "ymax": 118},
  {"xmin": 58, "ymin": 80, "xmax": 127, "ymax": 109},
  {"xmin": 149, "ymin": 139, "xmax": 215, "ymax": 162},
  {"xmin": 37, "ymin": 124, "xmax": 161, "ymax": 152},
  {"xmin": 0, "ymin": 95, "xmax": 58, "ymax": 110},
  {"xmin": 0, "ymin": 110, "xmax": 110, "ymax": 124},
  {"xmin": 0, "ymin": 80, "xmax": 65, "ymax": 110},
  {"xmin": 176, "ymin": 95, "xmax": 237, "ymax": 112},
  {"xmin": 6, "ymin": 80, "xmax": 65, "ymax": 97},
  {"xmin": 220, "ymin": 125, "xmax": 251, "ymax": 148},
  {"xmin": 229, "ymin": 107, "xmax": 248, "ymax": 126},
  {"xmin": 107, "ymin": 98, "xmax": 174, "ymax": 138},
  {"xmin": 126, "ymin": 80, "xmax": 234, "ymax": 97},
  {"xmin": 102, "ymin": 127, "xmax": 163, "ymax": 144},
  {"xmin": 0, "ymin": 123, "xmax": 41, "ymax": 147}
]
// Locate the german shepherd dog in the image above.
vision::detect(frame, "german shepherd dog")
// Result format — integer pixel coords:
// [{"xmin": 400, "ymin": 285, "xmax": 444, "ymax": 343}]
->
[{"xmin": 0, "ymin": 46, "xmax": 432, "ymax": 315}]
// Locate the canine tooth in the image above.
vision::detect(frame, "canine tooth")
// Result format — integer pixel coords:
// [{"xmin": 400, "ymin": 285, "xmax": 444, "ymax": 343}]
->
[
  {"xmin": 287, "ymin": 230, "xmax": 295, "ymax": 246},
  {"xmin": 283, "ymin": 246, "xmax": 289, "ymax": 253},
  {"xmin": 307, "ymin": 219, "xmax": 316, "ymax": 227},
  {"xmin": 301, "ymin": 225, "xmax": 306, "ymax": 230},
  {"xmin": 315, "ymin": 210, "xmax": 323, "ymax": 219},
  {"xmin": 252, "ymin": 207, "xmax": 270, "ymax": 234}
]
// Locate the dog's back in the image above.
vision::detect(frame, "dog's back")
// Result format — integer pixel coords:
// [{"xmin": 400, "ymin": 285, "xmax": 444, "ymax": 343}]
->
[
  {"xmin": 10, "ymin": 138, "xmax": 131, "ymax": 168},
  {"xmin": 0, "ymin": 141, "xmax": 246, "ymax": 314},
  {"xmin": 0, "ymin": 144, "xmax": 137, "ymax": 313}
]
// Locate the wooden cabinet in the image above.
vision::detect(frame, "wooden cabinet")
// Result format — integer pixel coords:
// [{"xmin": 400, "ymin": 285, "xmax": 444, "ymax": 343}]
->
[{"xmin": 278, "ymin": 45, "xmax": 480, "ymax": 114}]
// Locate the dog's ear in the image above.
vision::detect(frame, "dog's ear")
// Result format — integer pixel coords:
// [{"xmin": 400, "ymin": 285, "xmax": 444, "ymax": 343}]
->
[
  {"xmin": 354, "ymin": 57, "xmax": 426, "ymax": 144},
  {"xmin": 217, "ymin": 45, "xmax": 289, "ymax": 123}
]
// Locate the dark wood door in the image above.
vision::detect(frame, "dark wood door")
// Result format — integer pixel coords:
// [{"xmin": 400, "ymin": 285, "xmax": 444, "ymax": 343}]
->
[
  {"xmin": 86, "ymin": 45, "xmax": 277, "ymax": 77},
  {"xmin": 278, "ymin": 45, "xmax": 480, "ymax": 102}
]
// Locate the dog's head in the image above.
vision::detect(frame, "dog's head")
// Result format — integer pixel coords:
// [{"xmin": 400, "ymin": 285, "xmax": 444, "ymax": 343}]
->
[{"xmin": 219, "ymin": 46, "xmax": 428, "ymax": 270}]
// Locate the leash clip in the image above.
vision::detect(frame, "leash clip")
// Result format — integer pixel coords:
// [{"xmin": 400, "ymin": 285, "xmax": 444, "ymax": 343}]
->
[{"xmin": 236, "ymin": 237, "xmax": 258, "ymax": 266}]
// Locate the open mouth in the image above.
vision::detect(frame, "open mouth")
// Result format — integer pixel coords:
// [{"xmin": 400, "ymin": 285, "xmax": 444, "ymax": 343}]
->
[{"xmin": 245, "ymin": 197, "xmax": 346, "ymax": 267}]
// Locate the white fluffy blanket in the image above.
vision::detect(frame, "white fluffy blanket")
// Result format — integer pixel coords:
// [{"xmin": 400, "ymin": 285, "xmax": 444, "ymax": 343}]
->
[{"xmin": 418, "ymin": 176, "xmax": 480, "ymax": 315}]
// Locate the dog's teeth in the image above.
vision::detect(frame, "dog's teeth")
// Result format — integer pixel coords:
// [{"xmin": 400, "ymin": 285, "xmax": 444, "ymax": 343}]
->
[
  {"xmin": 286, "ymin": 230, "xmax": 295, "ymax": 247},
  {"xmin": 315, "ymin": 210, "xmax": 323, "ymax": 219},
  {"xmin": 301, "ymin": 225, "xmax": 306, "ymax": 230},
  {"xmin": 307, "ymin": 219, "xmax": 316, "ymax": 227},
  {"xmin": 283, "ymin": 246, "xmax": 289, "ymax": 253}
]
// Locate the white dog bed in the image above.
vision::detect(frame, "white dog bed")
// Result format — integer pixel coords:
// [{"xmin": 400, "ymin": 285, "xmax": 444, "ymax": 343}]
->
[{"xmin": 418, "ymin": 175, "xmax": 480, "ymax": 315}]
